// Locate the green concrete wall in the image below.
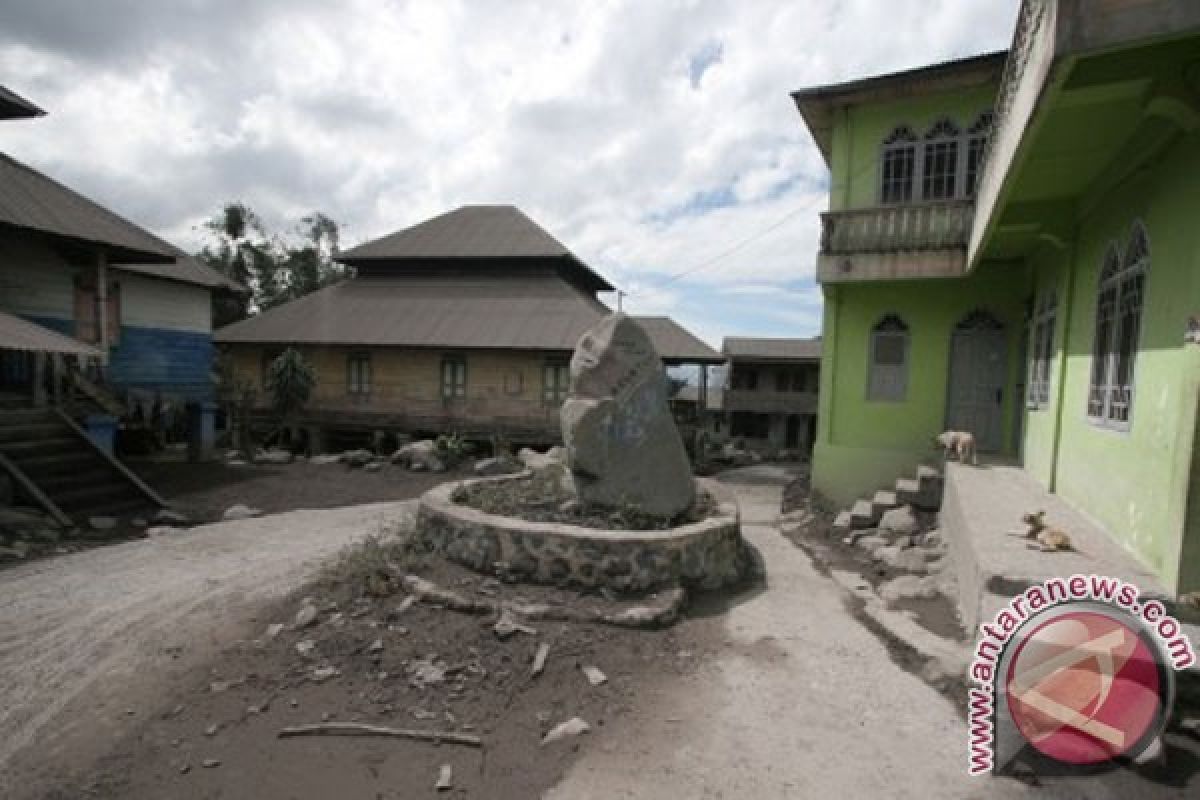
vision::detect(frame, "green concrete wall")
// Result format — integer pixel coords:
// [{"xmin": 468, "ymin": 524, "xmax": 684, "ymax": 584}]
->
[
  {"xmin": 829, "ymin": 86, "xmax": 996, "ymax": 212},
  {"xmin": 812, "ymin": 264, "xmax": 1029, "ymax": 507},
  {"xmin": 1028, "ymin": 133, "xmax": 1200, "ymax": 592}
]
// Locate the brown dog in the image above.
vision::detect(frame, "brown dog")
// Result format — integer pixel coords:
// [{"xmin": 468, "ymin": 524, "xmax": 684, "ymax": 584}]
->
[{"xmin": 934, "ymin": 430, "xmax": 977, "ymax": 465}]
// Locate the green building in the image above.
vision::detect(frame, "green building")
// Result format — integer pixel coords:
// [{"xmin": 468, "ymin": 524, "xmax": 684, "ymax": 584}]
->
[{"xmin": 793, "ymin": 0, "xmax": 1200, "ymax": 594}]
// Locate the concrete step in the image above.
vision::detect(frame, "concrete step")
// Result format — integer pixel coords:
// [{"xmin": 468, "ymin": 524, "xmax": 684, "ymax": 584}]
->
[
  {"xmin": 849, "ymin": 498, "xmax": 878, "ymax": 529},
  {"xmin": 832, "ymin": 511, "xmax": 852, "ymax": 533},
  {"xmin": 916, "ymin": 465, "xmax": 941, "ymax": 485},
  {"xmin": 871, "ymin": 490, "xmax": 899, "ymax": 515},
  {"xmin": 895, "ymin": 476, "xmax": 942, "ymax": 512}
]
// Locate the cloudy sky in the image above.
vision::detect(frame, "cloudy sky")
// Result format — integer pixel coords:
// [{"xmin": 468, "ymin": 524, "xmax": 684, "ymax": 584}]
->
[{"xmin": 0, "ymin": 0, "xmax": 1016, "ymax": 345}]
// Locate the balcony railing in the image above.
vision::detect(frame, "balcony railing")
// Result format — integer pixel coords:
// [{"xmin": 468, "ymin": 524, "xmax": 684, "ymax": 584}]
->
[
  {"xmin": 723, "ymin": 389, "xmax": 817, "ymax": 415},
  {"xmin": 820, "ymin": 200, "xmax": 973, "ymax": 255}
]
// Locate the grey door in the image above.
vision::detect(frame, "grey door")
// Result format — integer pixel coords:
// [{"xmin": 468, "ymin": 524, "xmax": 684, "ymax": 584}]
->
[{"xmin": 946, "ymin": 311, "xmax": 1007, "ymax": 452}]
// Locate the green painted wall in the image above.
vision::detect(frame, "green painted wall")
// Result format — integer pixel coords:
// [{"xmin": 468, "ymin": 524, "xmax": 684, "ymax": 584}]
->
[
  {"xmin": 1028, "ymin": 132, "xmax": 1200, "ymax": 592},
  {"xmin": 829, "ymin": 85, "xmax": 997, "ymax": 212},
  {"xmin": 812, "ymin": 262, "xmax": 1029, "ymax": 506}
]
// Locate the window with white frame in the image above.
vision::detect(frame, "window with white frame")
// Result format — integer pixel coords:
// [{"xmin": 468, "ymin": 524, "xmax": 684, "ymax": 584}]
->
[
  {"xmin": 867, "ymin": 314, "xmax": 909, "ymax": 402},
  {"xmin": 347, "ymin": 352, "xmax": 371, "ymax": 396},
  {"xmin": 878, "ymin": 112, "xmax": 992, "ymax": 204},
  {"xmin": 1026, "ymin": 289, "xmax": 1057, "ymax": 409},
  {"xmin": 1087, "ymin": 224, "xmax": 1148, "ymax": 428},
  {"xmin": 880, "ymin": 125, "xmax": 918, "ymax": 205},
  {"xmin": 441, "ymin": 356, "xmax": 467, "ymax": 400},
  {"xmin": 921, "ymin": 118, "xmax": 961, "ymax": 200}
]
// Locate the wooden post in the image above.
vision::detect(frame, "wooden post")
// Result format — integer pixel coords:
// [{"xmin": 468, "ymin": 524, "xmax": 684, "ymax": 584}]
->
[
  {"xmin": 96, "ymin": 250, "xmax": 109, "ymax": 365},
  {"xmin": 50, "ymin": 353, "xmax": 63, "ymax": 406},
  {"xmin": 32, "ymin": 351, "xmax": 47, "ymax": 407}
]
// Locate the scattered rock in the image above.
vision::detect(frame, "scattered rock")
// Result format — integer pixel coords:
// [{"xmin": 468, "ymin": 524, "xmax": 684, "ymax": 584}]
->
[
  {"xmin": 201, "ymin": 759, "xmax": 221, "ymax": 769},
  {"xmin": 264, "ymin": 623, "xmax": 284, "ymax": 639},
  {"xmin": 308, "ymin": 454, "xmax": 342, "ymax": 465},
  {"xmin": 88, "ymin": 516, "xmax": 117, "ymax": 531},
  {"xmin": 154, "ymin": 509, "xmax": 190, "ymax": 525},
  {"xmin": 878, "ymin": 574, "xmax": 942, "ymax": 608},
  {"xmin": 294, "ymin": 604, "xmax": 319, "ymax": 629},
  {"xmin": 879, "ymin": 505, "xmax": 919, "ymax": 536},
  {"xmin": 363, "ymin": 461, "xmax": 383, "ymax": 473},
  {"xmin": 408, "ymin": 656, "xmax": 447, "ymax": 688},
  {"xmin": 581, "ymin": 665, "xmax": 607, "ymax": 686},
  {"xmin": 179, "ymin": 763, "xmax": 191, "ymax": 774},
  {"xmin": 295, "ymin": 639, "xmax": 317, "ymax": 657},
  {"xmin": 517, "ymin": 447, "xmax": 565, "ymax": 471},
  {"xmin": 222, "ymin": 504, "xmax": 263, "ymax": 521},
  {"xmin": 310, "ymin": 665, "xmax": 339, "ymax": 683},
  {"xmin": 204, "ymin": 724, "xmax": 219, "ymax": 737},
  {"xmin": 473, "ymin": 456, "xmax": 521, "ymax": 476},
  {"xmin": 541, "ymin": 717, "xmax": 590, "ymax": 745},
  {"xmin": 402, "ymin": 575, "xmax": 494, "ymax": 614},
  {"xmin": 561, "ymin": 313, "xmax": 694, "ymax": 517},
  {"xmin": 603, "ymin": 587, "xmax": 687, "ymax": 628},
  {"xmin": 145, "ymin": 525, "xmax": 183, "ymax": 537},
  {"xmin": 254, "ymin": 448, "xmax": 293, "ymax": 465},
  {"xmin": 392, "ymin": 440, "xmax": 444, "ymax": 472},
  {"xmin": 854, "ymin": 533, "xmax": 889, "ymax": 556},
  {"xmin": 436, "ymin": 764, "xmax": 453, "ymax": 791},
  {"xmin": 493, "ymin": 610, "xmax": 537, "ymax": 640},
  {"xmin": 341, "ymin": 449, "xmax": 375, "ymax": 468},
  {"xmin": 131, "ymin": 517, "xmax": 148, "ymax": 528},
  {"xmin": 367, "ymin": 638, "xmax": 384, "ymax": 654},
  {"xmin": 875, "ymin": 545, "xmax": 935, "ymax": 574}
]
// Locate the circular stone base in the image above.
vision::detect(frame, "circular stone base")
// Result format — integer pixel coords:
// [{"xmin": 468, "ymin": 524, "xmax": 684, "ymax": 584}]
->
[{"xmin": 415, "ymin": 476, "xmax": 745, "ymax": 592}]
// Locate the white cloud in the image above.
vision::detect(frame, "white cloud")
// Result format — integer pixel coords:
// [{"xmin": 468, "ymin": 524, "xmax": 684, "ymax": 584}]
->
[{"xmin": 0, "ymin": 0, "xmax": 1017, "ymax": 338}]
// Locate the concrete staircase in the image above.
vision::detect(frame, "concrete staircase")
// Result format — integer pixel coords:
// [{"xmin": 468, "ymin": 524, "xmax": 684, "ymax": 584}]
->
[
  {"xmin": 0, "ymin": 407, "xmax": 165, "ymax": 525},
  {"xmin": 833, "ymin": 465, "xmax": 942, "ymax": 533}
]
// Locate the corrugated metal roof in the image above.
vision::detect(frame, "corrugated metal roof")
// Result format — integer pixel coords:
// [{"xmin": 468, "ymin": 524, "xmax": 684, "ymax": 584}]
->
[
  {"xmin": 722, "ymin": 337, "xmax": 822, "ymax": 362},
  {"xmin": 214, "ymin": 275, "xmax": 714, "ymax": 363},
  {"xmin": 0, "ymin": 311, "xmax": 102, "ymax": 356},
  {"xmin": 0, "ymin": 86, "xmax": 44, "ymax": 120},
  {"xmin": 0, "ymin": 153, "xmax": 242, "ymax": 290},
  {"xmin": 338, "ymin": 205, "xmax": 614, "ymax": 292},
  {"xmin": 632, "ymin": 316, "xmax": 723, "ymax": 364}
]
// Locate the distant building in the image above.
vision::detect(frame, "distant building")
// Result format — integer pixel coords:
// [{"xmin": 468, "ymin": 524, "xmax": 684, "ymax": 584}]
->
[
  {"xmin": 215, "ymin": 205, "xmax": 722, "ymax": 447},
  {"xmin": 720, "ymin": 337, "xmax": 821, "ymax": 454}
]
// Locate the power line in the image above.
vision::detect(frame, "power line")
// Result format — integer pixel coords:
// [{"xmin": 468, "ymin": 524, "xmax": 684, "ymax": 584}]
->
[{"xmin": 649, "ymin": 205, "xmax": 808, "ymax": 289}]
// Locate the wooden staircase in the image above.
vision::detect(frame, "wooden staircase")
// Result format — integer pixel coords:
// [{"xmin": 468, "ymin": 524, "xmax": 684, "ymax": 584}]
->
[
  {"xmin": 833, "ymin": 465, "xmax": 943, "ymax": 533},
  {"xmin": 0, "ymin": 407, "xmax": 165, "ymax": 524}
]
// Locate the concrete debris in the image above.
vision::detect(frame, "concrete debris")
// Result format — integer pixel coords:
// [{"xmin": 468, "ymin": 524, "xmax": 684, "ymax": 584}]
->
[
  {"xmin": 603, "ymin": 587, "xmax": 687, "ymax": 629},
  {"xmin": 541, "ymin": 716, "xmax": 591, "ymax": 745},
  {"xmin": 222, "ymin": 504, "xmax": 263, "ymax": 521},
  {"xmin": 436, "ymin": 764, "xmax": 453, "ymax": 791},
  {"xmin": 581, "ymin": 665, "xmax": 607, "ymax": 686},
  {"xmin": 879, "ymin": 505, "xmax": 919, "ymax": 536},
  {"xmin": 531, "ymin": 642, "xmax": 550, "ymax": 677},
  {"xmin": 408, "ymin": 656, "xmax": 447, "ymax": 688}
]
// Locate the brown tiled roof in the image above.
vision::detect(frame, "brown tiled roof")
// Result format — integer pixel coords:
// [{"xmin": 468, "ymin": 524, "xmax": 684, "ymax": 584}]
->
[
  {"xmin": 338, "ymin": 205, "xmax": 614, "ymax": 292},
  {"xmin": 214, "ymin": 276, "xmax": 713, "ymax": 363},
  {"xmin": 0, "ymin": 311, "xmax": 101, "ymax": 356},
  {"xmin": 0, "ymin": 86, "xmax": 44, "ymax": 120},
  {"xmin": 0, "ymin": 153, "xmax": 241, "ymax": 291},
  {"xmin": 722, "ymin": 337, "xmax": 822, "ymax": 362},
  {"xmin": 632, "ymin": 316, "xmax": 723, "ymax": 364}
]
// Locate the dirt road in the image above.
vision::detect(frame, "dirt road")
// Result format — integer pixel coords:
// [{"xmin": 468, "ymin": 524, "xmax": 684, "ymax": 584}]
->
[
  {"xmin": 0, "ymin": 500, "xmax": 413, "ymax": 800},
  {"xmin": 546, "ymin": 466, "xmax": 1029, "ymax": 799}
]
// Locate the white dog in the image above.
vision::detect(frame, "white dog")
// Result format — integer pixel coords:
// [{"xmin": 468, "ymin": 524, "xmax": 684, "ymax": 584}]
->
[{"xmin": 934, "ymin": 430, "xmax": 976, "ymax": 465}]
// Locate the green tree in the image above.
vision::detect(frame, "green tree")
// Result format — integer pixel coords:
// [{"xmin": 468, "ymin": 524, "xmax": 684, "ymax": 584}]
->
[
  {"xmin": 199, "ymin": 203, "xmax": 271, "ymax": 326},
  {"xmin": 266, "ymin": 347, "xmax": 316, "ymax": 421}
]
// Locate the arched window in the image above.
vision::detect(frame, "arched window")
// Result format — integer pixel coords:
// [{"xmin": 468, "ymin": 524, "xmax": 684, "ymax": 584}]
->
[
  {"xmin": 868, "ymin": 314, "xmax": 909, "ymax": 402},
  {"xmin": 1026, "ymin": 286, "xmax": 1057, "ymax": 409},
  {"xmin": 922, "ymin": 118, "xmax": 961, "ymax": 200},
  {"xmin": 880, "ymin": 126, "xmax": 918, "ymax": 205},
  {"xmin": 1087, "ymin": 224, "xmax": 1149, "ymax": 428},
  {"xmin": 964, "ymin": 112, "xmax": 993, "ymax": 197}
]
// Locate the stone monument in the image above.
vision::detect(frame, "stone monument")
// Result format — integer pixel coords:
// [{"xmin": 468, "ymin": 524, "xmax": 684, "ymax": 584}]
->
[{"xmin": 561, "ymin": 313, "xmax": 695, "ymax": 517}]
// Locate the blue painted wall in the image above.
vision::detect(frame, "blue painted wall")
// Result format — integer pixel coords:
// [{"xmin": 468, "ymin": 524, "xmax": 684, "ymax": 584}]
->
[{"xmin": 23, "ymin": 315, "xmax": 214, "ymax": 402}]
